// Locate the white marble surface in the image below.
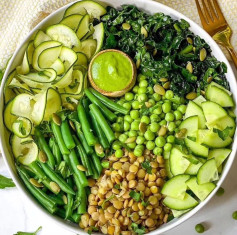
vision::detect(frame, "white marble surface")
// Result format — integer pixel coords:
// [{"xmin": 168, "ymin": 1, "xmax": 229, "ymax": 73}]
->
[{"xmin": 1, "ymin": 64, "xmax": 237, "ymax": 235}]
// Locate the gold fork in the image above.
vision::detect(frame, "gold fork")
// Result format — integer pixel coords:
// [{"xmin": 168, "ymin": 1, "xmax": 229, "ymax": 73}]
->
[{"xmin": 195, "ymin": 0, "xmax": 237, "ymax": 67}]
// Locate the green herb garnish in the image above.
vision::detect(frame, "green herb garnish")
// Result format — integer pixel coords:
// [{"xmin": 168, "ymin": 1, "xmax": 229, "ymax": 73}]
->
[
  {"xmin": 141, "ymin": 160, "xmax": 152, "ymax": 174},
  {"xmin": 14, "ymin": 226, "xmax": 42, "ymax": 235},
  {"xmin": 0, "ymin": 175, "xmax": 15, "ymax": 189},
  {"xmin": 129, "ymin": 190, "xmax": 141, "ymax": 202},
  {"xmin": 213, "ymin": 126, "xmax": 233, "ymax": 141},
  {"xmin": 131, "ymin": 223, "xmax": 146, "ymax": 235}
]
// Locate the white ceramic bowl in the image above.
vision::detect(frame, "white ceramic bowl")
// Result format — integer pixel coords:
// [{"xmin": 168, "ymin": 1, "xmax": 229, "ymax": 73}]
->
[{"xmin": 0, "ymin": 0, "xmax": 237, "ymax": 234}]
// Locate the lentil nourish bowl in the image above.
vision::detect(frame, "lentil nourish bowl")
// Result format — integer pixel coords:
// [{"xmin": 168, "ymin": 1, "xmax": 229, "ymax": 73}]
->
[{"xmin": 1, "ymin": 1, "xmax": 236, "ymax": 235}]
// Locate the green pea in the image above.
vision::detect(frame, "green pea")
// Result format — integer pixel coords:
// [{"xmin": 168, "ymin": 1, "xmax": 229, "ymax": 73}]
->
[
  {"xmin": 130, "ymin": 110, "xmax": 140, "ymax": 119},
  {"xmin": 128, "ymin": 130, "xmax": 137, "ymax": 137},
  {"xmin": 153, "ymin": 93, "xmax": 161, "ymax": 101},
  {"xmin": 168, "ymin": 122, "xmax": 176, "ymax": 132},
  {"xmin": 125, "ymin": 92, "xmax": 134, "ymax": 101},
  {"xmin": 112, "ymin": 123, "xmax": 122, "ymax": 132},
  {"xmin": 138, "ymin": 74, "xmax": 146, "ymax": 82},
  {"xmin": 165, "ymin": 90, "xmax": 174, "ymax": 99},
  {"xmin": 155, "ymin": 136, "xmax": 166, "ymax": 147},
  {"xmin": 133, "ymin": 85, "xmax": 139, "ymax": 93},
  {"xmin": 119, "ymin": 134, "xmax": 128, "ymax": 143},
  {"xmin": 195, "ymin": 224, "xmax": 205, "ymax": 233},
  {"xmin": 124, "ymin": 121, "xmax": 131, "ymax": 131},
  {"xmin": 146, "ymin": 141, "xmax": 155, "ymax": 150},
  {"xmin": 162, "ymin": 102, "xmax": 171, "ymax": 113},
  {"xmin": 116, "ymin": 117, "xmax": 124, "ymax": 123},
  {"xmin": 123, "ymin": 102, "xmax": 131, "ymax": 111},
  {"xmin": 115, "ymin": 132, "xmax": 120, "ymax": 139},
  {"xmin": 117, "ymin": 100, "xmax": 124, "ymax": 106},
  {"xmin": 167, "ymin": 135, "xmax": 175, "ymax": 143},
  {"xmin": 139, "ymin": 80, "xmax": 148, "ymax": 88},
  {"xmin": 131, "ymin": 120, "xmax": 140, "ymax": 131},
  {"xmin": 153, "ymin": 106, "xmax": 162, "ymax": 115},
  {"xmin": 148, "ymin": 99, "xmax": 155, "ymax": 106},
  {"xmin": 138, "ymin": 131, "xmax": 144, "ymax": 136},
  {"xmin": 136, "ymin": 136, "xmax": 145, "ymax": 145},
  {"xmin": 150, "ymin": 122, "xmax": 160, "ymax": 133},
  {"xmin": 147, "ymin": 87, "xmax": 154, "ymax": 95},
  {"xmin": 159, "ymin": 120, "xmax": 167, "ymax": 126},
  {"xmin": 174, "ymin": 110, "xmax": 183, "ymax": 120},
  {"xmin": 134, "ymin": 145, "xmax": 144, "ymax": 157},
  {"xmin": 165, "ymin": 112, "xmax": 175, "ymax": 122},
  {"xmin": 138, "ymin": 87, "xmax": 147, "ymax": 94},
  {"xmin": 112, "ymin": 141, "xmax": 121, "ymax": 150},
  {"xmin": 232, "ymin": 211, "xmax": 237, "ymax": 220},
  {"xmin": 216, "ymin": 187, "xmax": 225, "ymax": 196},
  {"xmin": 115, "ymin": 149, "xmax": 123, "ymax": 158},
  {"xmin": 124, "ymin": 115, "xmax": 133, "ymax": 124},
  {"xmin": 150, "ymin": 114, "xmax": 160, "ymax": 123},
  {"xmin": 178, "ymin": 104, "xmax": 187, "ymax": 114},
  {"xmin": 175, "ymin": 120, "xmax": 182, "ymax": 126},
  {"xmin": 101, "ymin": 161, "xmax": 109, "ymax": 168},
  {"xmin": 160, "ymin": 113, "xmax": 165, "ymax": 119},
  {"xmin": 141, "ymin": 116, "xmax": 150, "ymax": 124},
  {"xmin": 144, "ymin": 130, "xmax": 155, "ymax": 141},
  {"xmin": 164, "ymin": 143, "xmax": 172, "ymax": 152},
  {"xmin": 127, "ymin": 142, "xmax": 136, "ymax": 149},
  {"xmin": 138, "ymin": 94, "xmax": 148, "ymax": 102},
  {"xmin": 132, "ymin": 100, "xmax": 140, "ymax": 109},
  {"xmin": 153, "ymin": 147, "xmax": 163, "ymax": 155}
]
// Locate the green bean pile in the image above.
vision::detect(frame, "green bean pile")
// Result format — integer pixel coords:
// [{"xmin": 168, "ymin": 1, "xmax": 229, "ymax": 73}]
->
[
  {"xmin": 17, "ymin": 88, "xmax": 128, "ymax": 222},
  {"xmin": 111, "ymin": 73, "xmax": 187, "ymax": 158}
]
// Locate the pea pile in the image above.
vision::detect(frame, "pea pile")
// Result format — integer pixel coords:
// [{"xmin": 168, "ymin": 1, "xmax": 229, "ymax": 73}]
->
[{"xmin": 112, "ymin": 74, "xmax": 187, "ymax": 158}]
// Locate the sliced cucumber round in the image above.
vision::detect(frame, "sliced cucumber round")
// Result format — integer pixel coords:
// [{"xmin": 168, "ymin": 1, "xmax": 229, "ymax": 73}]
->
[
  {"xmin": 75, "ymin": 52, "xmax": 88, "ymax": 68},
  {"xmin": 193, "ymin": 95, "xmax": 206, "ymax": 107},
  {"xmin": 165, "ymin": 159, "xmax": 173, "ymax": 179},
  {"xmin": 16, "ymin": 51, "xmax": 30, "ymax": 75},
  {"xmin": 34, "ymin": 30, "xmax": 51, "ymax": 48},
  {"xmin": 179, "ymin": 116, "xmax": 198, "ymax": 137},
  {"xmin": 12, "ymin": 117, "xmax": 32, "ymax": 138},
  {"xmin": 93, "ymin": 22, "xmax": 104, "ymax": 54},
  {"xmin": 60, "ymin": 14, "xmax": 83, "ymax": 31},
  {"xmin": 27, "ymin": 41, "xmax": 34, "ymax": 65},
  {"xmin": 64, "ymin": 0, "xmax": 107, "ymax": 19},
  {"xmin": 8, "ymin": 78, "xmax": 33, "ymax": 95},
  {"xmin": 185, "ymin": 161, "xmax": 203, "ymax": 175},
  {"xmin": 209, "ymin": 81, "xmax": 232, "ymax": 96},
  {"xmin": 172, "ymin": 209, "xmax": 190, "ymax": 218},
  {"xmin": 161, "ymin": 174, "xmax": 190, "ymax": 200},
  {"xmin": 186, "ymin": 177, "xmax": 216, "ymax": 201},
  {"xmin": 185, "ymin": 138, "xmax": 209, "ymax": 158},
  {"xmin": 75, "ymin": 39, "xmax": 97, "ymax": 60},
  {"xmin": 4, "ymin": 99, "xmax": 17, "ymax": 131},
  {"xmin": 12, "ymin": 135, "xmax": 38, "ymax": 165},
  {"xmin": 50, "ymin": 58, "xmax": 65, "ymax": 75},
  {"xmin": 197, "ymin": 159, "xmax": 219, "ymax": 184},
  {"xmin": 163, "ymin": 193, "xmax": 198, "ymax": 210},
  {"xmin": 64, "ymin": 70, "xmax": 84, "ymax": 95},
  {"xmin": 4, "ymin": 70, "xmax": 17, "ymax": 104},
  {"xmin": 208, "ymin": 148, "xmax": 231, "ymax": 168},
  {"xmin": 76, "ymin": 14, "xmax": 90, "ymax": 39}
]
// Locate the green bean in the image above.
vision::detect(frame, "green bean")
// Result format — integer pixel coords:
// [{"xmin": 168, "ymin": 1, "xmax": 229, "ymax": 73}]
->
[
  {"xmin": 17, "ymin": 166, "xmax": 57, "ymax": 213},
  {"xmin": 85, "ymin": 88, "xmax": 117, "ymax": 122},
  {"xmin": 90, "ymin": 158, "xmax": 99, "ymax": 179},
  {"xmin": 89, "ymin": 104, "xmax": 115, "ymax": 144},
  {"xmin": 89, "ymin": 111, "xmax": 110, "ymax": 149},
  {"xmin": 89, "ymin": 88, "xmax": 129, "ymax": 114},
  {"xmin": 49, "ymin": 137, "xmax": 62, "ymax": 166},
  {"xmin": 56, "ymin": 208, "xmax": 81, "ymax": 223},
  {"xmin": 91, "ymin": 153, "xmax": 102, "ymax": 175},
  {"xmin": 81, "ymin": 97, "xmax": 91, "ymax": 119},
  {"xmin": 35, "ymin": 129, "xmax": 55, "ymax": 169},
  {"xmin": 65, "ymin": 178, "xmax": 74, "ymax": 219},
  {"xmin": 73, "ymin": 121, "xmax": 93, "ymax": 155},
  {"xmin": 69, "ymin": 149, "xmax": 88, "ymax": 187},
  {"xmin": 60, "ymin": 120, "xmax": 76, "ymax": 150},
  {"xmin": 39, "ymin": 162, "xmax": 75, "ymax": 195},
  {"xmin": 77, "ymin": 103, "xmax": 97, "ymax": 146},
  {"xmin": 51, "ymin": 121, "xmax": 70, "ymax": 155},
  {"xmin": 48, "ymin": 193, "xmax": 64, "ymax": 206},
  {"xmin": 71, "ymin": 213, "xmax": 81, "ymax": 223}
]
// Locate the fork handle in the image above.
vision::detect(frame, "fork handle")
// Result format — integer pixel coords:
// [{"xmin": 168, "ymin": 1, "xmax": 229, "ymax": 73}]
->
[{"xmin": 226, "ymin": 46, "xmax": 237, "ymax": 68}]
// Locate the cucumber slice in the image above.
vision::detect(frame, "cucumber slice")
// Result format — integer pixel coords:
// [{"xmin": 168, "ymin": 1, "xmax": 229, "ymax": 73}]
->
[
  {"xmin": 93, "ymin": 22, "xmax": 104, "ymax": 54},
  {"xmin": 206, "ymin": 115, "xmax": 236, "ymax": 137},
  {"xmin": 165, "ymin": 159, "xmax": 173, "ymax": 179},
  {"xmin": 16, "ymin": 51, "xmax": 30, "ymax": 75},
  {"xmin": 186, "ymin": 177, "xmax": 216, "ymax": 201},
  {"xmin": 4, "ymin": 70, "xmax": 17, "ymax": 104},
  {"xmin": 76, "ymin": 14, "xmax": 90, "ymax": 39},
  {"xmin": 164, "ymin": 150, "xmax": 170, "ymax": 160},
  {"xmin": 209, "ymin": 81, "xmax": 232, "ymax": 96},
  {"xmin": 64, "ymin": 0, "xmax": 107, "ymax": 19},
  {"xmin": 75, "ymin": 52, "xmax": 88, "ymax": 68},
  {"xmin": 185, "ymin": 161, "xmax": 203, "ymax": 175},
  {"xmin": 60, "ymin": 14, "xmax": 83, "ymax": 31},
  {"xmin": 206, "ymin": 85, "xmax": 234, "ymax": 107},
  {"xmin": 161, "ymin": 174, "xmax": 190, "ymax": 200},
  {"xmin": 163, "ymin": 193, "xmax": 198, "ymax": 210},
  {"xmin": 172, "ymin": 209, "xmax": 190, "ymax": 218},
  {"xmin": 208, "ymin": 148, "xmax": 231, "ymax": 168},
  {"xmin": 12, "ymin": 135, "xmax": 38, "ymax": 165},
  {"xmin": 218, "ymin": 165, "xmax": 223, "ymax": 174},
  {"xmin": 27, "ymin": 41, "xmax": 34, "ymax": 65},
  {"xmin": 50, "ymin": 59, "xmax": 65, "ymax": 75},
  {"xmin": 185, "ymin": 101, "xmax": 206, "ymax": 129},
  {"xmin": 33, "ymin": 40, "xmax": 61, "ymax": 70},
  {"xmin": 3, "ymin": 99, "xmax": 17, "ymax": 131},
  {"xmin": 64, "ymin": 70, "xmax": 84, "ymax": 95},
  {"xmin": 12, "ymin": 117, "xmax": 32, "ymax": 138},
  {"xmin": 75, "ymin": 39, "xmax": 97, "ymax": 60},
  {"xmin": 34, "ymin": 30, "xmax": 51, "ymax": 47},
  {"xmin": 179, "ymin": 116, "xmax": 198, "ymax": 137},
  {"xmin": 197, "ymin": 159, "xmax": 219, "ymax": 184},
  {"xmin": 8, "ymin": 78, "xmax": 33, "ymax": 95},
  {"xmin": 201, "ymin": 101, "xmax": 227, "ymax": 125},
  {"xmin": 227, "ymin": 109, "xmax": 236, "ymax": 118},
  {"xmin": 198, "ymin": 129, "xmax": 232, "ymax": 148},
  {"xmin": 193, "ymin": 95, "xmax": 206, "ymax": 107},
  {"xmin": 83, "ymin": 24, "xmax": 95, "ymax": 40},
  {"xmin": 59, "ymin": 46, "xmax": 77, "ymax": 69},
  {"xmin": 183, "ymin": 154, "xmax": 200, "ymax": 165},
  {"xmin": 54, "ymin": 67, "xmax": 73, "ymax": 88},
  {"xmin": 38, "ymin": 45, "xmax": 62, "ymax": 69},
  {"xmin": 185, "ymin": 138, "xmax": 209, "ymax": 158},
  {"xmin": 170, "ymin": 147, "xmax": 190, "ymax": 176},
  {"xmin": 46, "ymin": 24, "xmax": 80, "ymax": 49}
]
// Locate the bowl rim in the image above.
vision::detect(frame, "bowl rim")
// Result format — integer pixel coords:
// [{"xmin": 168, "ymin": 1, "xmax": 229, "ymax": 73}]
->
[{"xmin": 0, "ymin": 0, "xmax": 236, "ymax": 234}]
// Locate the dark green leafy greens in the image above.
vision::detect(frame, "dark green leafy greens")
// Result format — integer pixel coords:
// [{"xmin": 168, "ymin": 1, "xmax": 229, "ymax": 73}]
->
[
  {"xmin": 129, "ymin": 190, "xmax": 142, "ymax": 202},
  {"xmin": 102, "ymin": 5, "xmax": 229, "ymax": 96},
  {"xmin": 131, "ymin": 223, "xmax": 146, "ymax": 235},
  {"xmin": 14, "ymin": 226, "xmax": 42, "ymax": 235},
  {"xmin": 141, "ymin": 160, "xmax": 152, "ymax": 174},
  {"xmin": 0, "ymin": 175, "xmax": 15, "ymax": 189}
]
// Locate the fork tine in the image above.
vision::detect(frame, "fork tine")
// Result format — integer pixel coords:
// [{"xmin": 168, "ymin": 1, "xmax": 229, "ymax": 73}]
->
[
  {"xmin": 195, "ymin": 0, "xmax": 208, "ymax": 25},
  {"xmin": 205, "ymin": 0, "xmax": 218, "ymax": 21},
  {"xmin": 212, "ymin": 0, "xmax": 226, "ymax": 21},
  {"xmin": 201, "ymin": 0, "xmax": 213, "ymax": 23}
]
